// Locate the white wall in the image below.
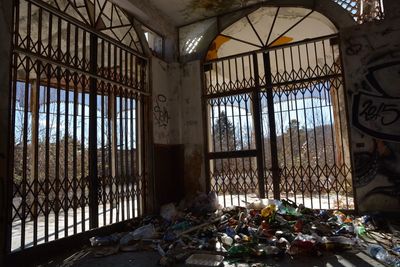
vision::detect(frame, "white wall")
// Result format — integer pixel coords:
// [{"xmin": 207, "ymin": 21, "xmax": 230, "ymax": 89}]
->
[{"xmin": 151, "ymin": 58, "xmax": 206, "ymax": 196}]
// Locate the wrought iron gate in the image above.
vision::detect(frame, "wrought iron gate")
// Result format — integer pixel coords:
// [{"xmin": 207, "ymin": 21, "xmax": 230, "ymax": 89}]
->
[
  {"xmin": 203, "ymin": 34, "xmax": 354, "ymax": 210},
  {"xmin": 8, "ymin": 0, "xmax": 148, "ymax": 252}
]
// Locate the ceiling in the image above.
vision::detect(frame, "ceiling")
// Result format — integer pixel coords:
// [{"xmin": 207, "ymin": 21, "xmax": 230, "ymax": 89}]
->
[{"xmin": 148, "ymin": 0, "xmax": 266, "ymax": 26}]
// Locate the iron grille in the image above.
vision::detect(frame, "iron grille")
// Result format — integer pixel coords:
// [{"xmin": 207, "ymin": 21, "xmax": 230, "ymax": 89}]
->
[
  {"xmin": 8, "ymin": 0, "xmax": 148, "ymax": 252},
  {"xmin": 333, "ymin": 0, "xmax": 384, "ymax": 22},
  {"xmin": 203, "ymin": 35, "xmax": 354, "ymax": 210}
]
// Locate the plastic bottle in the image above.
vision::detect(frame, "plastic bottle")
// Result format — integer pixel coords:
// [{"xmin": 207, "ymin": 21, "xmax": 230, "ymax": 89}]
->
[
  {"xmin": 367, "ymin": 244, "xmax": 400, "ymax": 267},
  {"xmin": 354, "ymin": 224, "xmax": 366, "ymax": 236},
  {"xmin": 221, "ymin": 234, "xmax": 233, "ymax": 246}
]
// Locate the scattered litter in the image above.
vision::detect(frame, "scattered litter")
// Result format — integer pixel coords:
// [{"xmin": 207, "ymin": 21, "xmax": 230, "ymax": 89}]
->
[
  {"xmin": 87, "ymin": 193, "xmax": 400, "ymax": 266},
  {"xmin": 119, "ymin": 224, "xmax": 157, "ymax": 246},
  {"xmin": 160, "ymin": 203, "xmax": 178, "ymax": 221}
]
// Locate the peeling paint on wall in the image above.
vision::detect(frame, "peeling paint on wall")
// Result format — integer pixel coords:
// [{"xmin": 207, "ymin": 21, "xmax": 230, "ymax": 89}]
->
[
  {"xmin": 182, "ymin": 0, "xmax": 254, "ymax": 17},
  {"xmin": 342, "ymin": 14, "xmax": 400, "ymax": 212},
  {"xmin": 206, "ymin": 35, "xmax": 231, "ymax": 60}
]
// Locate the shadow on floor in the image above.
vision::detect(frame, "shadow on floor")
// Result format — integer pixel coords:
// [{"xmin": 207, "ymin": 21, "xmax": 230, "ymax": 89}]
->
[{"xmin": 37, "ymin": 249, "xmax": 385, "ymax": 267}]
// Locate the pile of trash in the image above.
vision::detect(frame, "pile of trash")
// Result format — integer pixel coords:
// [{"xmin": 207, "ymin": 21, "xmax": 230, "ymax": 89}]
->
[{"xmin": 89, "ymin": 193, "xmax": 400, "ymax": 266}]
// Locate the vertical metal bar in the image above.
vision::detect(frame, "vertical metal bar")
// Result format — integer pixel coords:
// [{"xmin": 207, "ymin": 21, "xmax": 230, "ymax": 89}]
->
[
  {"xmin": 44, "ymin": 11, "xmax": 53, "ymax": 242},
  {"xmin": 243, "ymin": 96, "xmax": 251, "ymax": 151},
  {"xmin": 108, "ymin": 86, "xmax": 114, "ymax": 224},
  {"xmin": 32, "ymin": 71, "xmax": 40, "ymax": 247},
  {"xmin": 74, "ymin": 26, "xmax": 79, "ymax": 68},
  {"xmin": 115, "ymin": 94, "xmax": 120, "ymax": 222},
  {"xmin": 130, "ymin": 96, "xmax": 135, "ymax": 217},
  {"xmin": 111, "ymin": 88, "xmax": 117, "ymax": 223},
  {"xmin": 237, "ymin": 96, "xmax": 244, "ymax": 150},
  {"xmin": 139, "ymin": 61, "xmax": 146, "ymax": 214},
  {"xmin": 210, "ymin": 100, "xmax": 216, "ymax": 152},
  {"xmin": 88, "ymin": 33, "xmax": 98, "ymax": 229},
  {"xmin": 252, "ymin": 53, "xmax": 265, "ymax": 199},
  {"xmin": 124, "ymin": 50, "xmax": 128, "ymax": 86},
  {"xmin": 55, "ymin": 16, "xmax": 64, "ymax": 240},
  {"xmin": 33, "ymin": 11, "xmax": 43, "ymax": 246},
  {"xmin": 64, "ymin": 22, "xmax": 71, "ymax": 237},
  {"xmin": 72, "ymin": 73, "xmax": 78, "ymax": 234},
  {"xmin": 99, "ymin": 40, "xmax": 105, "ymax": 226},
  {"xmin": 298, "ymin": 43, "xmax": 312, "ymax": 208},
  {"xmin": 107, "ymin": 42, "xmax": 111, "ymax": 80},
  {"xmin": 80, "ymin": 76, "xmax": 86, "ymax": 232},
  {"xmin": 124, "ymin": 96, "xmax": 130, "ymax": 219},
  {"xmin": 283, "ymin": 47, "xmax": 296, "ymax": 202},
  {"xmin": 129, "ymin": 53, "xmax": 134, "ymax": 87},
  {"xmin": 314, "ymin": 41, "xmax": 328, "ymax": 208},
  {"xmin": 323, "ymin": 39, "xmax": 339, "ymax": 207},
  {"xmin": 306, "ymin": 42, "xmax": 321, "ymax": 209},
  {"xmin": 55, "ymin": 65, "xmax": 61, "ymax": 240},
  {"xmin": 216, "ymin": 98, "xmax": 223, "ymax": 152},
  {"xmin": 230, "ymin": 96, "xmax": 237, "ymax": 149},
  {"xmin": 223, "ymin": 97, "xmax": 230, "ymax": 151},
  {"xmin": 21, "ymin": 21, "xmax": 32, "ymax": 253},
  {"xmin": 64, "ymin": 69, "xmax": 70, "ymax": 238},
  {"xmin": 44, "ymin": 64, "xmax": 51, "ymax": 241},
  {"xmin": 262, "ymin": 52, "xmax": 280, "ymax": 200},
  {"xmin": 135, "ymin": 92, "xmax": 140, "ymax": 216},
  {"xmin": 135, "ymin": 93, "xmax": 142, "ymax": 215},
  {"xmin": 119, "ymin": 91, "xmax": 125, "ymax": 221},
  {"xmin": 101, "ymin": 84, "xmax": 106, "ymax": 226}
]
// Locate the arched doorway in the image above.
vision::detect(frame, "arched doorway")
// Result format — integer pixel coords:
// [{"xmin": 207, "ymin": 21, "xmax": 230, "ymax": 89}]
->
[
  {"xmin": 8, "ymin": 0, "xmax": 149, "ymax": 253},
  {"xmin": 202, "ymin": 6, "xmax": 354, "ymax": 210}
]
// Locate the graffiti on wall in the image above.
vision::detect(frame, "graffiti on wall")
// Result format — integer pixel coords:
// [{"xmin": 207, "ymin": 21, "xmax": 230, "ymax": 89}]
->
[
  {"xmin": 352, "ymin": 57, "xmax": 400, "ymax": 141},
  {"xmin": 154, "ymin": 94, "xmax": 170, "ymax": 128},
  {"xmin": 353, "ymin": 140, "xmax": 400, "ymax": 200},
  {"xmin": 342, "ymin": 18, "xmax": 400, "ymax": 210}
]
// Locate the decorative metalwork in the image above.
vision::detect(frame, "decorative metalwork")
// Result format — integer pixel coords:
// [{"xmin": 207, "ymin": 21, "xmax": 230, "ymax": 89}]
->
[
  {"xmin": 333, "ymin": 0, "xmax": 384, "ymax": 22},
  {"xmin": 179, "ymin": 0, "xmax": 384, "ymax": 56},
  {"xmin": 203, "ymin": 8, "xmax": 354, "ymax": 210},
  {"xmin": 8, "ymin": 0, "xmax": 148, "ymax": 252},
  {"xmin": 42, "ymin": 0, "xmax": 143, "ymax": 52}
]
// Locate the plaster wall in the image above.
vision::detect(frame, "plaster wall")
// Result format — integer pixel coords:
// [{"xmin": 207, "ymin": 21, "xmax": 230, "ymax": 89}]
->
[
  {"xmin": 151, "ymin": 57, "xmax": 181, "ymax": 144},
  {"xmin": 341, "ymin": 0, "xmax": 400, "ymax": 212},
  {"xmin": 180, "ymin": 61, "xmax": 206, "ymax": 196},
  {"xmin": 151, "ymin": 58, "xmax": 205, "ymax": 196}
]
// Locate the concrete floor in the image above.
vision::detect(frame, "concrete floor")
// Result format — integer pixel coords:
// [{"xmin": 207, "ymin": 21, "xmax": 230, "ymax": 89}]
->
[{"xmin": 39, "ymin": 249, "xmax": 385, "ymax": 267}]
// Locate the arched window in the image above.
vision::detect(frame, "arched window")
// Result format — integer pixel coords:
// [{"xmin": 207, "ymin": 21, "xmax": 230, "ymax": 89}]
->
[{"xmin": 202, "ymin": 6, "xmax": 354, "ymax": 210}]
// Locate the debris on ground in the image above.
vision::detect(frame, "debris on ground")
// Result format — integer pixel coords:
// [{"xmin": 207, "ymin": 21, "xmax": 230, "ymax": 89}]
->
[{"xmin": 88, "ymin": 193, "xmax": 400, "ymax": 266}]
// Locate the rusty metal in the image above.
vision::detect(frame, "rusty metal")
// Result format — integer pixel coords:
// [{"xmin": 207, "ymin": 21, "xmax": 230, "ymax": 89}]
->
[
  {"xmin": 203, "ymin": 33, "xmax": 354, "ymax": 210},
  {"xmin": 8, "ymin": 0, "xmax": 148, "ymax": 253}
]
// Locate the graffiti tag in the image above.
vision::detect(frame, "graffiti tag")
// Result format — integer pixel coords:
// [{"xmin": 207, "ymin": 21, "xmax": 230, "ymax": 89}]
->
[
  {"xmin": 353, "ymin": 93, "xmax": 400, "ymax": 141},
  {"xmin": 359, "ymin": 100, "xmax": 400, "ymax": 126},
  {"xmin": 153, "ymin": 94, "xmax": 169, "ymax": 128}
]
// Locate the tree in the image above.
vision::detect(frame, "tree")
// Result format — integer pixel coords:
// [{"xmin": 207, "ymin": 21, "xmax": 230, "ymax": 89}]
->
[{"xmin": 213, "ymin": 111, "xmax": 236, "ymax": 152}]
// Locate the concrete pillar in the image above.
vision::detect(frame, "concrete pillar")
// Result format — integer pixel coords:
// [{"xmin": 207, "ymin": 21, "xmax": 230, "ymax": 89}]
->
[{"xmin": 0, "ymin": 0, "xmax": 13, "ymax": 263}]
